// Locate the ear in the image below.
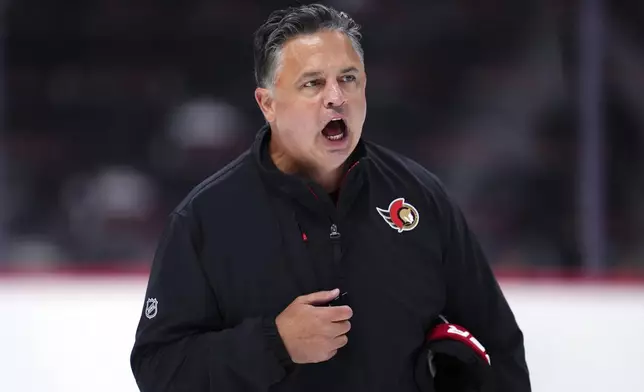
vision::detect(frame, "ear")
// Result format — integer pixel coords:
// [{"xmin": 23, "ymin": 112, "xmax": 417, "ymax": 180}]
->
[{"xmin": 254, "ymin": 87, "xmax": 276, "ymax": 123}]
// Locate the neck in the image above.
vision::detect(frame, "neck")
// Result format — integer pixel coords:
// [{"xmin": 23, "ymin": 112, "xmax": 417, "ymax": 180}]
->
[
  {"xmin": 269, "ymin": 139, "xmax": 343, "ymax": 193},
  {"xmin": 313, "ymin": 167, "xmax": 343, "ymax": 193}
]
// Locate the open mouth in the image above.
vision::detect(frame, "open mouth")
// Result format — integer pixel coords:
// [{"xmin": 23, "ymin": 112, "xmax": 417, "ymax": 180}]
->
[{"xmin": 321, "ymin": 119, "xmax": 347, "ymax": 141}]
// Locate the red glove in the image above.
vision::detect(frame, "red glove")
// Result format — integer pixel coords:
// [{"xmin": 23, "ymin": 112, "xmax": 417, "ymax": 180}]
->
[{"xmin": 415, "ymin": 317, "xmax": 493, "ymax": 392}]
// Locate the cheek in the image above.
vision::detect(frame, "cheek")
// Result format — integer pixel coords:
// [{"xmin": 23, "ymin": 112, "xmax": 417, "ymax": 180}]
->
[
  {"xmin": 350, "ymin": 96, "xmax": 367, "ymax": 124},
  {"xmin": 280, "ymin": 103, "xmax": 319, "ymax": 131},
  {"xmin": 275, "ymin": 109, "xmax": 318, "ymax": 147},
  {"xmin": 278, "ymin": 99, "xmax": 315, "ymax": 121}
]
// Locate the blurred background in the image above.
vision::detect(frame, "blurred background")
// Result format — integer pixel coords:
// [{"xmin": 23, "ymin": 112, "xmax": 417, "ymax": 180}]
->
[{"xmin": 1, "ymin": 0, "xmax": 643, "ymax": 274}]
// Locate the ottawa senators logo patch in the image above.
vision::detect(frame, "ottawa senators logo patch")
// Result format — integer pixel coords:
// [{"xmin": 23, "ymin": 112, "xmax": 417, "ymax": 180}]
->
[{"xmin": 376, "ymin": 197, "xmax": 420, "ymax": 233}]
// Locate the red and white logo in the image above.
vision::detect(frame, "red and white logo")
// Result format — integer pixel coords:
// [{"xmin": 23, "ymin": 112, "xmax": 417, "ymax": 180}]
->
[{"xmin": 376, "ymin": 197, "xmax": 420, "ymax": 233}]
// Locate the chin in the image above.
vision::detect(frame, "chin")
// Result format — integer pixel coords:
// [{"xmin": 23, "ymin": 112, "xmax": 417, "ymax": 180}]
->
[{"xmin": 326, "ymin": 149, "xmax": 354, "ymax": 169}]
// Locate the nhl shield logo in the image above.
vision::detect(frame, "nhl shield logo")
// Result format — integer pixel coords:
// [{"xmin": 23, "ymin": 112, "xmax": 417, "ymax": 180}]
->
[
  {"xmin": 376, "ymin": 197, "xmax": 420, "ymax": 233},
  {"xmin": 145, "ymin": 298, "xmax": 158, "ymax": 319}
]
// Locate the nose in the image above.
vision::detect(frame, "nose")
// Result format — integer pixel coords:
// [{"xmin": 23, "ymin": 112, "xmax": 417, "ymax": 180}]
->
[{"xmin": 323, "ymin": 81, "xmax": 346, "ymax": 109}]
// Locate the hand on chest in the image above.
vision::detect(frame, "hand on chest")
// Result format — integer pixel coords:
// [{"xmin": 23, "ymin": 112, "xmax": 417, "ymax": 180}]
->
[
  {"xmin": 206, "ymin": 193, "xmax": 446, "ymax": 331},
  {"xmin": 274, "ymin": 195, "xmax": 445, "ymax": 324}
]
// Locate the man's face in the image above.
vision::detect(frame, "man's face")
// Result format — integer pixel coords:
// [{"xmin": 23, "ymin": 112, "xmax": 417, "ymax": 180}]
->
[{"xmin": 256, "ymin": 30, "xmax": 367, "ymax": 173}]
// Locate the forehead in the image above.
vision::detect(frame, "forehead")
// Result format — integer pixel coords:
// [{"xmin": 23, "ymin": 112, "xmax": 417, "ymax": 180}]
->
[{"xmin": 276, "ymin": 30, "xmax": 362, "ymax": 81}]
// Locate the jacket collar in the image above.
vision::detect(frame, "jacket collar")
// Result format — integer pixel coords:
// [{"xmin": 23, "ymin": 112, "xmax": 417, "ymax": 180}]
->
[{"xmin": 252, "ymin": 124, "xmax": 368, "ymax": 218}]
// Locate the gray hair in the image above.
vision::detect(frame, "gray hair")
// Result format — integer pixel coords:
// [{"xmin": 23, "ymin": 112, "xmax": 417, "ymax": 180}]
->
[{"xmin": 253, "ymin": 4, "xmax": 364, "ymax": 90}]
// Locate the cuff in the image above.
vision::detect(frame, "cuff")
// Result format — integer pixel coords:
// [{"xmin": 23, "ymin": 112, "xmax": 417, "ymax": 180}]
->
[{"xmin": 262, "ymin": 316, "xmax": 295, "ymax": 370}]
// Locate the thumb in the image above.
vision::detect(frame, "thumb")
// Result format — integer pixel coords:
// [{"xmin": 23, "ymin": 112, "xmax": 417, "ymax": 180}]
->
[{"xmin": 297, "ymin": 288, "xmax": 340, "ymax": 305}]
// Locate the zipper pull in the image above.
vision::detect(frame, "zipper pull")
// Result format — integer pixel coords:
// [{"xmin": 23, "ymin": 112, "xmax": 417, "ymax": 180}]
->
[
  {"xmin": 329, "ymin": 223, "xmax": 343, "ymax": 266},
  {"xmin": 330, "ymin": 224, "xmax": 341, "ymax": 240}
]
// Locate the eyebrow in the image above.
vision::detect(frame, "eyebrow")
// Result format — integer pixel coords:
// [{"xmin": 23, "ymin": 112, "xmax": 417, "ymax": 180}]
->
[{"xmin": 296, "ymin": 66, "xmax": 359, "ymax": 83}]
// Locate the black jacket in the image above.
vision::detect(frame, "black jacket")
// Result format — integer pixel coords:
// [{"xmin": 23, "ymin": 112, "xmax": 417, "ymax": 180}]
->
[{"xmin": 130, "ymin": 126, "xmax": 531, "ymax": 392}]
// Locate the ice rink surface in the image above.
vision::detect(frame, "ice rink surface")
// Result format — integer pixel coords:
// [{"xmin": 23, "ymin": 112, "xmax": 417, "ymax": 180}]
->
[{"xmin": 1, "ymin": 275, "xmax": 643, "ymax": 392}]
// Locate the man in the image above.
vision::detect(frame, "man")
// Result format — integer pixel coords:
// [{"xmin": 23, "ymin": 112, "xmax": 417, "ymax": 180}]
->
[{"xmin": 130, "ymin": 4, "xmax": 531, "ymax": 391}]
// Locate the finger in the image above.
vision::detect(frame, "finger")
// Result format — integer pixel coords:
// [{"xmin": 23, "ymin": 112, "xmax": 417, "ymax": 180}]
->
[
  {"xmin": 332, "ymin": 334, "xmax": 349, "ymax": 350},
  {"xmin": 319, "ymin": 305, "xmax": 353, "ymax": 322},
  {"xmin": 337, "ymin": 320, "xmax": 351, "ymax": 335},
  {"xmin": 326, "ymin": 320, "xmax": 351, "ymax": 337},
  {"xmin": 297, "ymin": 289, "xmax": 340, "ymax": 305},
  {"xmin": 325, "ymin": 349, "xmax": 339, "ymax": 362}
]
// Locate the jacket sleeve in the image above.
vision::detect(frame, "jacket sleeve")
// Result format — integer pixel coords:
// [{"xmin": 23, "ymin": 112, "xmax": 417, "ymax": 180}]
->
[
  {"xmin": 130, "ymin": 211, "xmax": 293, "ymax": 392},
  {"xmin": 433, "ymin": 180, "xmax": 531, "ymax": 392}
]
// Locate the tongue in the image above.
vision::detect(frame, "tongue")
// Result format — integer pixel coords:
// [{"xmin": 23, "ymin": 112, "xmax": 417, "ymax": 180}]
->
[{"xmin": 322, "ymin": 122, "xmax": 343, "ymax": 137}]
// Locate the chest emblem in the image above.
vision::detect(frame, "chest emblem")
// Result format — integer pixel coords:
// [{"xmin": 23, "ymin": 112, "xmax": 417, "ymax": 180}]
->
[{"xmin": 376, "ymin": 197, "xmax": 420, "ymax": 233}]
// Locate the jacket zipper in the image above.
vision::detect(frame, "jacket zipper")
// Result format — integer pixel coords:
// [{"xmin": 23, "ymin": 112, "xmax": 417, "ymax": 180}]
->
[
  {"xmin": 329, "ymin": 223, "xmax": 342, "ymax": 266},
  {"xmin": 329, "ymin": 222, "xmax": 348, "ymax": 302}
]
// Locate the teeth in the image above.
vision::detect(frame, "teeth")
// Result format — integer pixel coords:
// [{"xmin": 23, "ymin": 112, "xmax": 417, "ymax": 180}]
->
[{"xmin": 325, "ymin": 132, "xmax": 344, "ymax": 141}]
